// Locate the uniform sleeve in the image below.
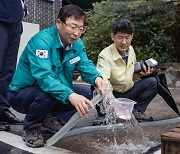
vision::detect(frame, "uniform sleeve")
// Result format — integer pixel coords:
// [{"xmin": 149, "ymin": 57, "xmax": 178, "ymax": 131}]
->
[
  {"xmin": 96, "ymin": 52, "xmax": 111, "ymax": 82},
  {"xmin": 76, "ymin": 49, "xmax": 101, "ymax": 87},
  {"xmin": 27, "ymin": 36, "xmax": 73, "ymax": 104}
]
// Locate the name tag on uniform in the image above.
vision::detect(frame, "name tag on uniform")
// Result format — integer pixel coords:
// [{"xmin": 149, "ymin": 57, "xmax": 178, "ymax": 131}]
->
[
  {"xmin": 36, "ymin": 50, "xmax": 48, "ymax": 58},
  {"xmin": 69, "ymin": 56, "xmax": 80, "ymax": 64}
]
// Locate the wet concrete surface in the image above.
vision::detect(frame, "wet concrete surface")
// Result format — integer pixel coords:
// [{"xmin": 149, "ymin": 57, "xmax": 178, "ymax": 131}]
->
[
  {"xmin": 0, "ymin": 88, "xmax": 180, "ymax": 153},
  {"xmin": 0, "ymin": 141, "xmax": 32, "ymax": 154},
  {"xmin": 146, "ymin": 88, "xmax": 180, "ymax": 120}
]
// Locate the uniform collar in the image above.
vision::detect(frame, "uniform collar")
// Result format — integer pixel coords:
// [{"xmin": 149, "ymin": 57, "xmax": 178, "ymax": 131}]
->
[
  {"xmin": 52, "ymin": 26, "xmax": 62, "ymax": 49},
  {"xmin": 112, "ymin": 44, "xmax": 122, "ymax": 61}
]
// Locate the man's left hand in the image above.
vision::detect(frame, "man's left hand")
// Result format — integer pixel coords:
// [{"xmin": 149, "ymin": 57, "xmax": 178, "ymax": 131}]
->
[{"xmin": 139, "ymin": 67, "xmax": 154, "ymax": 77}]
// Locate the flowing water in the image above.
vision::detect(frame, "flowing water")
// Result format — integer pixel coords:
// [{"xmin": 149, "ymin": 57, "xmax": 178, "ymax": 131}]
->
[
  {"xmin": 55, "ymin": 118, "xmax": 159, "ymax": 153},
  {"xmin": 55, "ymin": 98, "xmax": 159, "ymax": 154},
  {"xmin": 54, "ymin": 84, "xmax": 159, "ymax": 153},
  {"xmin": 94, "ymin": 121, "xmax": 158, "ymax": 154}
]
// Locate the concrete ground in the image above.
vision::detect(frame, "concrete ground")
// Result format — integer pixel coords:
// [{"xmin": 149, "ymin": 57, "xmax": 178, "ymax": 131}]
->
[{"xmin": 0, "ymin": 88, "xmax": 180, "ymax": 154}]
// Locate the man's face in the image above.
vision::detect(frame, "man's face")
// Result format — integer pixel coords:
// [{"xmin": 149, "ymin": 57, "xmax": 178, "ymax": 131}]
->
[
  {"xmin": 111, "ymin": 32, "xmax": 133, "ymax": 54},
  {"xmin": 56, "ymin": 16, "xmax": 85, "ymax": 46}
]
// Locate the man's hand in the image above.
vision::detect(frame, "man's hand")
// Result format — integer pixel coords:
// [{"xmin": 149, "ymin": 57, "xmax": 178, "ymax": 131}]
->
[
  {"xmin": 95, "ymin": 77, "xmax": 106, "ymax": 97},
  {"xmin": 138, "ymin": 67, "xmax": 154, "ymax": 77},
  {"xmin": 68, "ymin": 93, "xmax": 94, "ymax": 117}
]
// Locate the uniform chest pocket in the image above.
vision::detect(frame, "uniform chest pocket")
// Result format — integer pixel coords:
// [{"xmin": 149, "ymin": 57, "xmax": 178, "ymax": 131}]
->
[
  {"xmin": 63, "ymin": 61, "xmax": 76, "ymax": 71},
  {"xmin": 128, "ymin": 61, "xmax": 135, "ymax": 71},
  {"xmin": 129, "ymin": 61, "xmax": 135, "ymax": 66}
]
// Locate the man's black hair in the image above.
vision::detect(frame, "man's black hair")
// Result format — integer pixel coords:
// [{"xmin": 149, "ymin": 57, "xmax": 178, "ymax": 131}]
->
[
  {"xmin": 57, "ymin": 4, "xmax": 86, "ymax": 23},
  {"xmin": 112, "ymin": 19, "xmax": 135, "ymax": 35}
]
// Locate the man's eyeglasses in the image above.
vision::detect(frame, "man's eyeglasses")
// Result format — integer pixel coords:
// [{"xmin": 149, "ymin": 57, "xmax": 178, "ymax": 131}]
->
[{"xmin": 63, "ymin": 22, "xmax": 86, "ymax": 34}]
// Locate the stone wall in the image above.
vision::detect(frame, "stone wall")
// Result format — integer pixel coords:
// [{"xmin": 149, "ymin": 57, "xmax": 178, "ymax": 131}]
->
[
  {"xmin": 23, "ymin": 0, "xmax": 62, "ymax": 29},
  {"xmin": 156, "ymin": 63, "xmax": 180, "ymax": 88}
]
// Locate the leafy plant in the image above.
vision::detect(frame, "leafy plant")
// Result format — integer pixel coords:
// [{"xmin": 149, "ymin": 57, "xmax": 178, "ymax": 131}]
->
[{"xmin": 83, "ymin": 0, "xmax": 177, "ymax": 63}]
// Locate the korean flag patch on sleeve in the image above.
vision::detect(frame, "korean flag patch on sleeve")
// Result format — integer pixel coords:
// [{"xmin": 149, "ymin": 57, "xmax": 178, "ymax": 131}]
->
[{"xmin": 36, "ymin": 50, "xmax": 48, "ymax": 58}]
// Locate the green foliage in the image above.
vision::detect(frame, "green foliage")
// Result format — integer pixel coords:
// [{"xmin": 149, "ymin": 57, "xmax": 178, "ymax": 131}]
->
[
  {"xmin": 83, "ymin": 0, "xmax": 177, "ymax": 63},
  {"xmin": 136, "ymin": 30, "xmax": 175, "ymax": 62}
]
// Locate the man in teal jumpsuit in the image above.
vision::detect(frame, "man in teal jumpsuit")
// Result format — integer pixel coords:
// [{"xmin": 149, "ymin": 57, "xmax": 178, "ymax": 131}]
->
[{"xmin": 8, "ymin": 4, "xmax": 105, "ymax": 148}]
